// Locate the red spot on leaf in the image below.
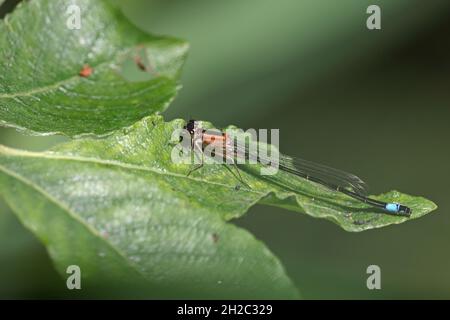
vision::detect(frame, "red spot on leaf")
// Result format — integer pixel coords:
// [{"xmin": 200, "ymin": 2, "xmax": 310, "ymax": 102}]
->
[{"xmin": 79, "ymin": 64, "xmax": 93, "ymax": 77}]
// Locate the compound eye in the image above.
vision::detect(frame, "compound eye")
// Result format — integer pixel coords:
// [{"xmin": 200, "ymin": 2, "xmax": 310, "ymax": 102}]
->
[{"xmin": 186, "ymin": 120, "xmax": 196, "ymax": 134}]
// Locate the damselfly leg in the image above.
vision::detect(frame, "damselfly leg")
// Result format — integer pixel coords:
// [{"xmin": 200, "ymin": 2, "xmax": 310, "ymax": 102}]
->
[{"xmin": 186, "ymin": 135, "xmax": 204, "ymax": 177}]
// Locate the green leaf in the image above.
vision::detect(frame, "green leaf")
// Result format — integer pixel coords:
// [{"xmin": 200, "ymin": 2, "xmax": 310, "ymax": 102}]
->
[
  {"xmin": 0, "ymin": 0, "xmax": 188, "ymax": 137},
  {"xmin": 51, "ymin": 115, "xmax": 437, "ymax": 232},
  {"xmin": 0, "ymin": 117, "xmax": 300, "ymax": 299},
  {"xmin": 0, "ymin": 115, "xmax": 436, "ymax": 298}
]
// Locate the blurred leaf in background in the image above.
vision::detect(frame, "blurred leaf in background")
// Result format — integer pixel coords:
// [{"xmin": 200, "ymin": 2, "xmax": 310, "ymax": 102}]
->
[{"xmin": 122, "ymin": 0, "xmax": 449, "ymax": 124}]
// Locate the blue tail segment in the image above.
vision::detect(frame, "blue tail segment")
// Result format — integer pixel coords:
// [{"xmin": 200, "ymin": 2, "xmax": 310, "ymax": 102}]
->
[
  {"xmin": 385, "ymin": 203, "xmax": 412, "ymax": 216},
  {"xmin": 385, "ymin": 203, "xmax": 400, "ymax": 213}
]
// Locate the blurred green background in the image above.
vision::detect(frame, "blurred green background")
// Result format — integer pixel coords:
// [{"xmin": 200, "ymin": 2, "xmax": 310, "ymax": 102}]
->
[{"xmin": 1, "ymin": 0, "xmax": 449, "ymax": 298}]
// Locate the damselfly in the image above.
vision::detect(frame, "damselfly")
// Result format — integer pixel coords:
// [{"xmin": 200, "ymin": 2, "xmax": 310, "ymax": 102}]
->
[{"xmin": 182, "ymin": 119, "xmax": 412, "ymax": 217}]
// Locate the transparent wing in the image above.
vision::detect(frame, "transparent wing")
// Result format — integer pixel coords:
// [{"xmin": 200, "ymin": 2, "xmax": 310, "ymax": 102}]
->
[
  {"xmin": 231, "ymin": 143, "xmax": 368, "ymax": 195},
  {"xmin": 277, "ymin": 153, "xmax": 369, "ymax": 195}
]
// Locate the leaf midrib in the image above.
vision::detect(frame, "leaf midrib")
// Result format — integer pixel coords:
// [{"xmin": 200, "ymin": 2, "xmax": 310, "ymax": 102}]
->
[
  {"xmin": 0, "ymin": 145, "xmax": 265, "ymax": 195},
  {"xmin": 3, "ymin": 145, "xmax": 417, "ymax": 232}
]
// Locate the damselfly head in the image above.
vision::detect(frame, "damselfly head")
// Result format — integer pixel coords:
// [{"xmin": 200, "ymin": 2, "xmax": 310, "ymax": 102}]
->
[{"xmin": 184, "ymin": 119, "xmax": 197, "ymax": 135}]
